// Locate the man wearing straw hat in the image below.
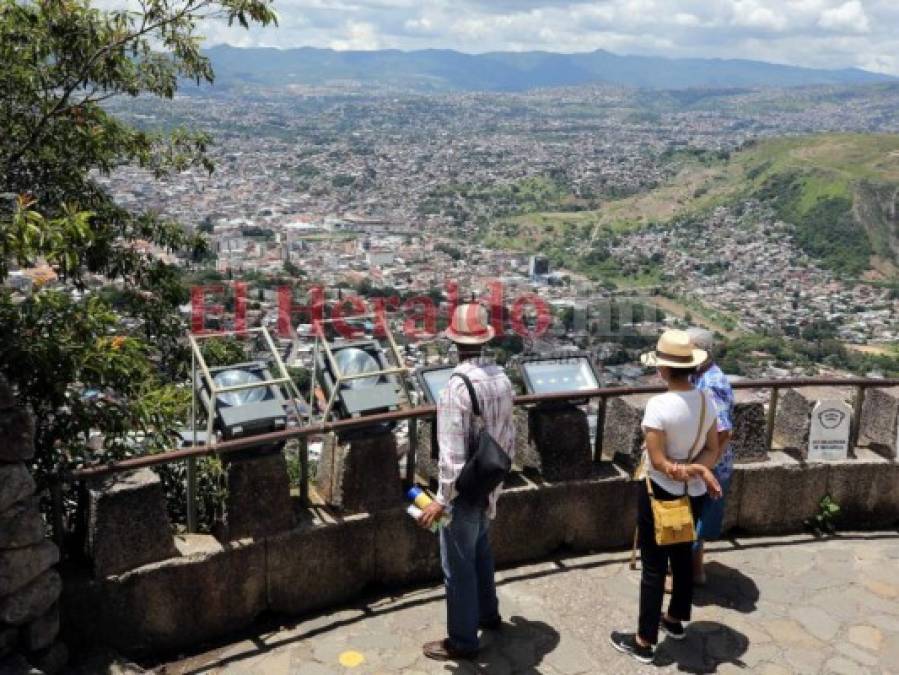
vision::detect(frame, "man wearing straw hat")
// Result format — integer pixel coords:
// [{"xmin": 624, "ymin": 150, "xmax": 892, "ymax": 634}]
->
[{"xmin": 419, "ymin": 303, "xmax": 516, "ymax": 662}]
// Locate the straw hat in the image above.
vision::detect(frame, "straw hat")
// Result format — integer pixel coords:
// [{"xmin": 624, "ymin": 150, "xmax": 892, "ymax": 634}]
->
[
  {"xmin": 444, "ymin": 303, "xmax": 495, "ymax": 345},
  {"xmin": 640, "ymin": 329, "xmax": 708, "ymax": 368}
]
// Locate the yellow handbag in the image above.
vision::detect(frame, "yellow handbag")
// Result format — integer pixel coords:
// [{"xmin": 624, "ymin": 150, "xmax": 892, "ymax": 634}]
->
[{"xmin": 646, "ymin": 392, "xmax": 706, "ymax": 547}]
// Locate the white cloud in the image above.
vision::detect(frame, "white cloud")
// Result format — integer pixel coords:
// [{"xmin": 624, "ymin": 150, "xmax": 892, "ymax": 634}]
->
[
  {"xmin": 818, "ymin": 0, "xmax": 870, "ymax": 33},
  {"xmin": 163, "ymin": 0, "xmax": 899, "ymax": 75},
  {"xmin": 330, "ymin": 21, "xmax": 382, "ymax": 50},
  {"xmin": 730, "ymin": 1, "xmax": 788, "ymax": 31}
]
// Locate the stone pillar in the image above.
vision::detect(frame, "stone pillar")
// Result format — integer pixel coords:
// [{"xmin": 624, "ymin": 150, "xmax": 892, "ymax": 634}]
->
[
  {"xmin": 730, "ymin": 391, "xmax": 768, "ymax": 463},
  {"xmin": 601, "ymin": 394, "xmax": 652, "ymax": 470},
  {"xmin": 772, "ymin": 386, "xmax": 853, "ymax": 459},
  {"xmin": 858, "ymin": 386, "xmax": 899, "ymax": 459},
  {"xmin": 317, "ymin": 429, "xmax": 403, "ymax": 513},
  {"xmin": 221, "ymin": 449, "xmax": 295, "ymax": 541},
  {"xmin": 0, "ymin": 376, "xmax": 66, "ymax": 674},
  {"xmin": 413, "ymin": 419, "xmax": 439, "ymax": 488},
  {"xmin": 523, "ymin": 405, "xmax": 592, "ymax": 481},
  {"xmin": 84, "ymin": 468, "xmax": 180, "ymax": 576}
]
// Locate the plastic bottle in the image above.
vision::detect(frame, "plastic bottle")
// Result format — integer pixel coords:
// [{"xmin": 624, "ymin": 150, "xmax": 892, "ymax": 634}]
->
[{"xmin": 406, "ymin": 486, "xmax": 450, "ymax": 531}]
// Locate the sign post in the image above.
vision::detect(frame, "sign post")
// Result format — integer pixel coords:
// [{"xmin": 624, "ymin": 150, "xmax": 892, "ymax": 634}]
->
[{"xmin": 808, "ymin": 400, "xmax": 851, "ymax": 461}]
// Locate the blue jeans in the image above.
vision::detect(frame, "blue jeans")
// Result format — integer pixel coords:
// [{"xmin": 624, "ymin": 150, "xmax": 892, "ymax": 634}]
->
[
  {"xmin": 439, "ymin": 500, "xmax": 500, "ymax": 651},
  {"xmin": 694, "ymin": 472, "xmax": 732, "ymax": 551}
]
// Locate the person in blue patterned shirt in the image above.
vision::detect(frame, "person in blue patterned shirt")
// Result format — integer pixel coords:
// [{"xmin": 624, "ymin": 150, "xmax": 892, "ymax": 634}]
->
[{"xmin": 687, "ymin": 328, "xmax": 734, "ymax": 585}]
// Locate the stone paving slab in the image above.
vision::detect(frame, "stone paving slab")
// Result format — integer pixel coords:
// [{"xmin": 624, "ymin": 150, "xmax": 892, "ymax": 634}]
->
[{"xmin": 159, "ymin": 532, "xmax": 899, "ymax": 675}]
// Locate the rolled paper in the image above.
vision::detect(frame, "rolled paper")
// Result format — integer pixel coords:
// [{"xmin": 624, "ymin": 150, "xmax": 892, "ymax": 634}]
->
[
  {"xmin": 406, "ymin": 485, "xmax": 450, "ymax": 530},
  {"xmin": 406, "ymin": 503, "xmax": 437, "ymax": 532}
]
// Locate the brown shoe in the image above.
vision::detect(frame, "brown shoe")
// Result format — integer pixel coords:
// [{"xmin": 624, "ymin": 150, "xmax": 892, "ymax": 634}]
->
[{"xmin": 422, "ymin": 638, "xmax": 478, "ymax": 661}]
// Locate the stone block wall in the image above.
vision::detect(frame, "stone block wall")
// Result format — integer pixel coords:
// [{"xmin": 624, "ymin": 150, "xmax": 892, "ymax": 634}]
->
[
  {"xmin": 858, "ymin": 386, "xmax": 899, "ymax": 459},
  {"xmin": 58, "ymin": 384, "xmax": 899, "ymax": 661},
  {"xmin": 730, "ymin": 391, "xmax": 767, "ymax": 462},
  {"xmin": 773, "ymin": 386, "xmax": 853, "ymax": 458},
  {"xmin": 0, "ymin": 376, "xmax": 66, "ymax": 674}
]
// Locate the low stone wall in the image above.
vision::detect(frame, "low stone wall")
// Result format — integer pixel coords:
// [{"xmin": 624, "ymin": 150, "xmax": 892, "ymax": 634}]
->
[
  {"xmin": 60, "ymin": 386, "xmax": 899, "ymax": 660},
  {"xmin": 62, "ymin": 451, "xmax": 899, "ymax": 658},
  {"xmin": 0, "ymin": 377, "xmax": 66, "ymax": 674}
]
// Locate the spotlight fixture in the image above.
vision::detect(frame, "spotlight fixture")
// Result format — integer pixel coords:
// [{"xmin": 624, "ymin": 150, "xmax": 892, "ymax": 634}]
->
[
  {"xmin": 189, "ymin": 326, "xmax": 303, "ymax": 444},
  {"xmin": 194, "ymin": 361, "xmax": 288, "ymax": 440},
  {"xmin": 518, "ymin": 352, "xmax": 600, "ymax": 404},
  {"xmin": 315, "ymin": 340, "xmax": 401, "ymax": 419}
]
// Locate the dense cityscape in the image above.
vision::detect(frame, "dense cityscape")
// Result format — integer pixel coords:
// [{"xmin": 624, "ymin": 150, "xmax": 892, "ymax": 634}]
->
[
  {"xmin": 4, "ymin": 4, "xmax": 899, "ymax": 673},
  {"xmin": 57, "ymin": 83, "xmax": 898, "ymax": 385}
]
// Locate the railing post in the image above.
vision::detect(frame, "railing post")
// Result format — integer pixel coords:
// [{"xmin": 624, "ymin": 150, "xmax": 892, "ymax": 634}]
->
[
  {"xmin": 299, "ymin": 436, "xmax": 310, "ymax": 505},
  {"xmin": 430, "ymin": 415, "xmax": 439, "ymax": 459},
  {"xmin": 850, "ymin": 385, "xmax": 866, "ymax": 451},
  {"xmin": 186, "ymin": 457, "xmax": 198, "ymax": 533},
  {"xmin": 188, "ymin": 348, "xmax": 198, "ymax": 533},
  {"xmin": 594, "ymin": 395, "xmax": 607, "ymax": 462},
  {"xmin": 765, "ymin": 386, "xmax": 779, "ymax": 451},
  {"xmin": 406, "ymin": 417, "xmax": 418, "ymax": 484}
]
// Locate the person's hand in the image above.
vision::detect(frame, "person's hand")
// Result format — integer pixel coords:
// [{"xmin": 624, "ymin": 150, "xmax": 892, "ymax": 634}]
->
[
  {"xmin": 666, "ymin": 462, "xmax": 689, "ymax": 481},
  {"xmin": 698, "ymin": 466, "xmax": 722, "ymax": 500},
  {"xmin": 417, "ymin": 502, "xmax": 445, "ymax": 529}
]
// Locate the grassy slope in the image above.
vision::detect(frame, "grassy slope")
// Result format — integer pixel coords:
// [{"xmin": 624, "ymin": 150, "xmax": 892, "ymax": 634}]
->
[{"xmin": 485, "ymin": 133, "xmax": 899, "ymax": 278}]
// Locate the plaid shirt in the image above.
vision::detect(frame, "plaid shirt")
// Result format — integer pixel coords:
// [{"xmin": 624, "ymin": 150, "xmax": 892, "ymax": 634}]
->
[
  {"xmin": 436, "ymin": 359, "xmax": 516, "ymax": 519},
  {"xmin": 693, "ymin": 363, "xmax": 735, "ymax": 481}
]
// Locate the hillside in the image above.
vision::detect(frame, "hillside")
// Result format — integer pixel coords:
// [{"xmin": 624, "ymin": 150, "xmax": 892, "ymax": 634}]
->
[
  {"xmin": 487, "ymin": 134, "xmax": 899, "ymax": 279},
  {"xmin": 202, "ymin": 45, "xmax": 895, "ymax": 92}
]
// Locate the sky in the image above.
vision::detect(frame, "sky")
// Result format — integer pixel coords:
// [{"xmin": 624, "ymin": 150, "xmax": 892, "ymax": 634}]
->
[{"xmin": 160, "ymin": 1, "xmax": 899, "ymax": 75}]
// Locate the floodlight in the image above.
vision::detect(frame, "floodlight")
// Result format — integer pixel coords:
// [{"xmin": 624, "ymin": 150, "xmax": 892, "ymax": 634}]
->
[
  {"xmin": 334, "ymin": 348, "xmax": 382, "ymax": 390},
  {"xmin": 315, "ymin": 339, "xmax": 401, "ymax": 420},
  {"xmin": 195, "ymin": 361, "xmax": 288, "ymax": 440},
  {"xmin": 415, "ymin": 365, "xmax": 456, "ymax": 405},
  {"xmin": 213, "ymin": 369, "xmax": 267, "ymax": 406},
  {"xmin": 519, "ymin": 352, "xmax": 600, "ymax": 405}
]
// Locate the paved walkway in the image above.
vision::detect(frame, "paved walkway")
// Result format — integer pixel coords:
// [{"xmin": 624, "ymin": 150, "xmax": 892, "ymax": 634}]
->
[{"xmin": 159, "ymin": 532, "xmax": 899, "ymax": 675}]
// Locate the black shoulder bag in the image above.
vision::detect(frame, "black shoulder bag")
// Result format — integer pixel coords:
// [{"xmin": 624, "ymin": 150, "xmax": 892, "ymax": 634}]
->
[{"xmin": 452, "ymin": 372, "xmax": 512, "ymax": 508}]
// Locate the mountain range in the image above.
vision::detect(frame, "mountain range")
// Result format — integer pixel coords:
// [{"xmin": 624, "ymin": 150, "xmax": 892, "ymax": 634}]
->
[{"xmin": 203, "ymin": 45, "xmax": 896, "ymax": 92}]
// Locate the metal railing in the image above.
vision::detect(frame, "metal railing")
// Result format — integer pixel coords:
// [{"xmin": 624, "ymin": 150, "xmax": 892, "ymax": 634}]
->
[{"xmin": 67, "ymin": 376, "xmax": 897, "ymax": 485}]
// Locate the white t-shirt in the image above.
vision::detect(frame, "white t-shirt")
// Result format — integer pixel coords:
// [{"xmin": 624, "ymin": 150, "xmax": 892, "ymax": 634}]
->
[{"xmin": 641, "ymin": 389, "xmax": 718, "ymax": 497}]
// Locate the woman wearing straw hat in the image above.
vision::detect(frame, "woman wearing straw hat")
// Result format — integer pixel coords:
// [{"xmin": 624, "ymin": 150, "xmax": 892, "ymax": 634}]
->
[{"xmin": 610, "ymin": 329, "xmax": 723, "ymax": 665}]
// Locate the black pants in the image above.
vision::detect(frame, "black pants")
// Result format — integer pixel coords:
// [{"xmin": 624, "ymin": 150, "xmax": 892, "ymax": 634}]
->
[{"xmin": 637, "ymin": 480, "xmax": 705, "ymax": 644}]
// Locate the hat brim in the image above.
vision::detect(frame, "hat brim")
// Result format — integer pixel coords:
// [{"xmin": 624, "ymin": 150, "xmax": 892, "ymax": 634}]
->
[
  {"xmin": 640, "ymin": 348, "xmax": 708, "ymax": 369},
  {"xmin": 444, "ymin": 325, "xmax": 496, "ymax": 345}
]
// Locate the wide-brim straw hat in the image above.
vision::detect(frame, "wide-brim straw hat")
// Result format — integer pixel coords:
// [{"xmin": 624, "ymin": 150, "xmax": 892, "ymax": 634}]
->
[
  {"xmin": 640, "ymin": 329, "xmax": 708, "ymax": 368},
  {"xmin": 444, "ymin": 303, "xmax": 496, "ymax": 345}
]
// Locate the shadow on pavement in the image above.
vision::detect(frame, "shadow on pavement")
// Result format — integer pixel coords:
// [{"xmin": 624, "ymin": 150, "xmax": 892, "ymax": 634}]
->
[
  {"xmin": 654, "ymin": 621, "xmax": 749, "ymax": 674},
  {"xmin": 447, "ymin": 615, "xmax": 561, "ymax": 675},
  {"xmin": 693, "ymin": 561, "xmax": 760, "ymax": 613}
]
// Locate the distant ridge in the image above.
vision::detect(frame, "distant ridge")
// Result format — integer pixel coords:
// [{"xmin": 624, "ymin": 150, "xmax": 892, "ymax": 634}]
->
[{"xmin": 203, "ymin": 45, "xmax": 896, "ymax": 92}]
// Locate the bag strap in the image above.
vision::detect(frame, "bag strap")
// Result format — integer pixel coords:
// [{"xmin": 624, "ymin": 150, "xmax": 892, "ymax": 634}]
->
[
  {"xmin": 452, "ymin": 372, "xmax": 482, "ymax": 418},
  {"xmin": 687, "ymin": 390, "xmax": 707, "ymax": 463}
]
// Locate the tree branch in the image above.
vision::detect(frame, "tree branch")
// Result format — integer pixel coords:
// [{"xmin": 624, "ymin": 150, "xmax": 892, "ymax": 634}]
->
[{"xmin": 7, "ymin": 0, "xmax": 213, "ymax": 166}]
